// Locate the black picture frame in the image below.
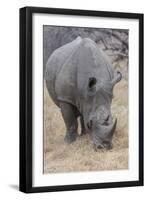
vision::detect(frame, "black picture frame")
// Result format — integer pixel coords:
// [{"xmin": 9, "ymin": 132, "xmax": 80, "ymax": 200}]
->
[{"xmin": 19, "ymin": 6, "xmax": 144, "ymax": 193}]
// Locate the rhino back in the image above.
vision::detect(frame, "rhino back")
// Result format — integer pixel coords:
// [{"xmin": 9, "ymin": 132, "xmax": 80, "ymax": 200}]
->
[{"xmin": 45, "ymin": 37, "xmax": 114, "ymax": 110}]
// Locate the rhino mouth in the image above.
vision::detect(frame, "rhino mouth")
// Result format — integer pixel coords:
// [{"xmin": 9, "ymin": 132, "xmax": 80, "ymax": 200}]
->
[{"xmin": 92, "ymin": 118, "xmax": 117, "ymax": 150}]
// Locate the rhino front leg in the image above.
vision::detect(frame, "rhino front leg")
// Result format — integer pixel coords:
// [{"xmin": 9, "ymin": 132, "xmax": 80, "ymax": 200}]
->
[
  {"xmin": 60, "ymin": 102, "xmax": 78, "ymax": 143},
  {"xmin": 80, "ymin": 115, "xmax": 87, "ymax": 135}
]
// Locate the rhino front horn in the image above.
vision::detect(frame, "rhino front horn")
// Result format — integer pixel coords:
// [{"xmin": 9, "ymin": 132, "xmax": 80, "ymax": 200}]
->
[{"xmin": 107, "ymin": 118, "xmax": 117, "ymax": 138}]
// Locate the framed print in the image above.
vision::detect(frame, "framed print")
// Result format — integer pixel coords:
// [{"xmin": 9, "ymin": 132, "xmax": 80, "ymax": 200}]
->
[{"xmin": 19, "ymin": 6, "xmax": 144, "ymax": 193}]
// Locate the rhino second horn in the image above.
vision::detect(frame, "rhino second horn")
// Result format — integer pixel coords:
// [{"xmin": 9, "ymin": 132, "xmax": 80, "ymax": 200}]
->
[{"xmin": 111, "ymin": 71, "xmax": 122, "ymax": 86}]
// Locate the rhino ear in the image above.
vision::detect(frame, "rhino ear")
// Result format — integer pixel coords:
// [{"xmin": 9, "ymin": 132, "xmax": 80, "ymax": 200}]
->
[
  {"xmin": 111, "ymin": 71, "xmax": 122, "ymax": 86},
  {"xmin": 88, "ymin": 77, "xmax": 97, "ymax": 95}
]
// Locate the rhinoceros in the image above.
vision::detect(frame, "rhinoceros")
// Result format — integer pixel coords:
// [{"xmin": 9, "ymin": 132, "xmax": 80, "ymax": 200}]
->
[{"xmin": 45, "ymin": 36, "xmax": 122, "ymax": 150}]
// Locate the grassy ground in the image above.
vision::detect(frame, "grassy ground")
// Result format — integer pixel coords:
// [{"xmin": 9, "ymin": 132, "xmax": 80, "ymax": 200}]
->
[{"xmin": 43, "ymin": 75, "xmax": 128, "ymax": 173}]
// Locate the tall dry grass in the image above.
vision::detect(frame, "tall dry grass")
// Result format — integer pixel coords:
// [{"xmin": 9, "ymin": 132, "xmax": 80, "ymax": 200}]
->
[{"xmin": 43, "ymin": 76, "xmax": 128, "ymax": 173}]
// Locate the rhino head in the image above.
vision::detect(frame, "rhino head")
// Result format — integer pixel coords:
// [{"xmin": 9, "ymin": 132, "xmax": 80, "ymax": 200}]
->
[{"xmin": 83, "ymin": 71, "xmax": 122, "ymax": 150}]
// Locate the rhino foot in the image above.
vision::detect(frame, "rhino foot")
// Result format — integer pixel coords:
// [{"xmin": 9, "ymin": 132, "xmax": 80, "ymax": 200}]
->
[
  {"xmin": 64, "ymin": 132, "xmax": 77, "ymax": 143},
  {"xmin": 80, "ymin": 116, "xmax": 87, "ymax": 136},
  {"xmin": 80, "ymin": 130, "xmax": 87, "ymax": 136}
]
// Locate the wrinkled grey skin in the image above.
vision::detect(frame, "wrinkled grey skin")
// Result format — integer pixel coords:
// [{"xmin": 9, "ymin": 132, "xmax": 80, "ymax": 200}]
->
[{"xmin": 45, "ymin": 36, "xmax": 122, "ymax": 150}]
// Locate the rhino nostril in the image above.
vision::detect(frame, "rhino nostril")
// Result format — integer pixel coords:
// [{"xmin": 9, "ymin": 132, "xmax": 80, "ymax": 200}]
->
[
  {"xmin": 87, "ymin": 120, "xmax": 93, "ymax": 129},
  {"xmin": 103, "ymin": 141, "xmax": 112, "ymax": 149}
]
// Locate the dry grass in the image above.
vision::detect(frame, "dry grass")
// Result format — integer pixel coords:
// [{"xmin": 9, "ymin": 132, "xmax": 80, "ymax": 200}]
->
[{"xmin": 43, "ymin": 78, "xmax": 128, "ymax": 173}]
